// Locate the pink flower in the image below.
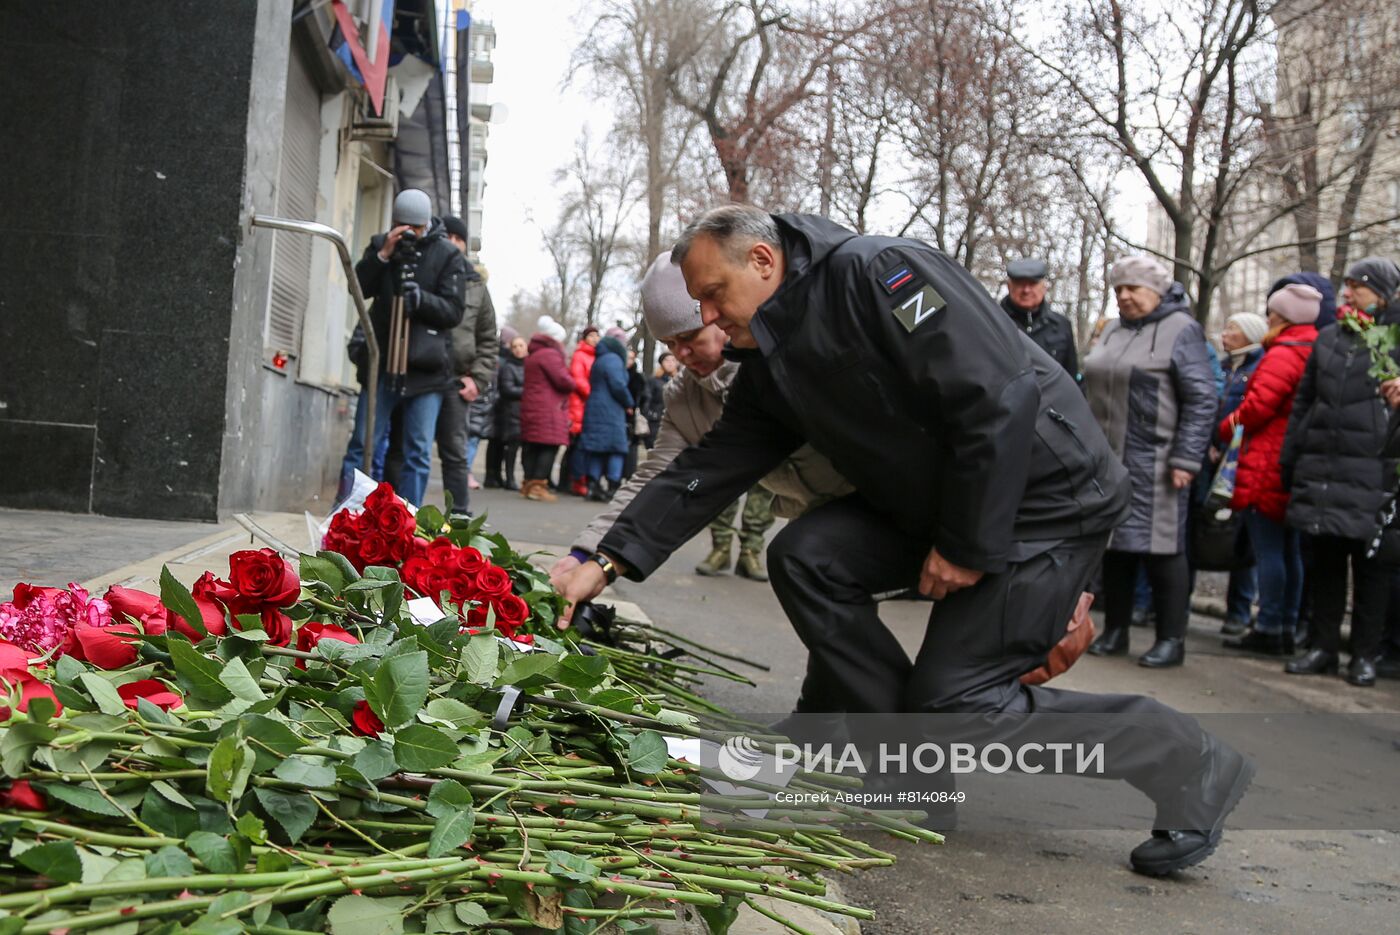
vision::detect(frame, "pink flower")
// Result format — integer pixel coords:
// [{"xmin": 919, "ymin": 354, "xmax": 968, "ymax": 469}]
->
[{"xmin": 0, "ymin": 583, "xmax": 113, "ymax": 658}]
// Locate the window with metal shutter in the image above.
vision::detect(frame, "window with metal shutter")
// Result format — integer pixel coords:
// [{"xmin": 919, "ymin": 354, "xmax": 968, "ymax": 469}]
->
[{"xmin": 266, "ymin": 44, "xmax": 323, "ymax": 358}]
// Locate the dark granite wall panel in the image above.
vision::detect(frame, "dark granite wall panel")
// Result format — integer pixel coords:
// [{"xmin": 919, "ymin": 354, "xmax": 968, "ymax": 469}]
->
[
  {"xmin": 0, "ymin": 2, "xmax": 261, "ymax": 519},
  {"xmin": 0, "ymin": 422, "xmax": 95, "ymax": 514}
]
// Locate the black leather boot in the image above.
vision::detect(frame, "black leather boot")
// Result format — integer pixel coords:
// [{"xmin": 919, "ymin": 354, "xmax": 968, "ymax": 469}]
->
[
  {"xmin": 1284, "ymin": 648, "xmax": 1339, "ymax": 675},
  {"xmin": 1130, "ymin": 734, "xmax": 1254, "ymax": 876},
  {"xmin": 1346, "ymin": 656, "xmax": 1377, "ymax": 687},
  {"xmin": 1223, "ymin": 628, "xmax": 1289, "ymax": 656},
  {"xmin": 1088, "ymin": 627, "xmax": 1129, "ymax": 656},
  {"xmin": 1138, "ymin": 638, "xmax": 1185, "ymax": 668}
]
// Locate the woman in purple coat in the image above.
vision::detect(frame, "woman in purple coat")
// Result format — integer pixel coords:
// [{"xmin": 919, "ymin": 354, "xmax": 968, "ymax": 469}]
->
[{"xmin": 519, "ymin": 316, "xmax": 576, "ymax": 502}]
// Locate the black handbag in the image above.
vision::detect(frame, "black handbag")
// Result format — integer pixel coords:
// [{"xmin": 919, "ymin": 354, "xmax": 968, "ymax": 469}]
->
[{"xmin": 1190, "ymin": 502, "xmax": 1253, "ymax": 572}]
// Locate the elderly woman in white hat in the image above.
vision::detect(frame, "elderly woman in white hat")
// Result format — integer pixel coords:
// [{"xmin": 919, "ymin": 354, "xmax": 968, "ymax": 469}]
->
[{"xmin": 1084, "ymin": 256, "xmax": 1217, "ymax": 668}]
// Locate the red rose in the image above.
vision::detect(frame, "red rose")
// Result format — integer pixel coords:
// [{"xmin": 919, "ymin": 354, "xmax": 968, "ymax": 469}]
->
[
  {"xmin": 351, "ymin": 700, "xmax": 384, "ymax": 738},
  {"xmin": 0, "ymin": 672, "xmax": 63, "ymax": 723},
  {"xmin": 117, "ymin": 679, "xmax": 183, "ymax": 711},
  {"xmin": 365, "ymin": 482, "xmax": 398, "ymax": 511},
  {"xmin": 295, "ymin": 621, "xmax": 359, "ymax": 669},
  {"xmin": 493, "ymin": 594, "xmax": 529, "ymax": 632},
  {"xmin": 103, "ymin": 586, "xmax": 160, "ymax": 622},
  {"xmin": 465, "ymin": 601, "xmax": 491, "ymax": 629},
  {"xmin": 10, "ymin": 584, "xmax": 63, "ymax": 610},
  {"xmin": 228, "ymin": 549, "xmax": 301, "ymax": 610},
  {"xmin": 475, "ymin": 565, "xmax": 513, "ymax": 600},
  {"xmin": 360, "ymin": 531, "xmax": 392, "ymax": 567},
  {"xmin": 511, "ymin": 633, "xmax": 535, "ymax": 646},
  {"xmin": 0, "ymin": 641, "xmax": 36, "ymax": 677},
  {"xmin": 72, "ymin": 622, "xmax": 140, "ymax": 670},
  {"xmin": 455, "ymin": 548, "xmax": 487, "ymax": 578},
  {"xmin": 372, "ymin": 502, "xmax": 415, "ymax": 537},
  {"xmin": 0, "ymin": 780, "xmax": 47, "ymax": 811},
  {"xmin": 401, "ymin": 558, "xmax": 433, "ymax": 594},
  {"xmin": 173, "ymin": 574, "xmax": 230, "ymax": 639},
  {"xmin": 388, "ymin": 534, "xmax": 413, "ymax": 564},
  {"xmin": 408, "ymin": 537, "xmax": 428, "ymax": 558},
  {"xmin": 255, "ymin": 609, "xmax": 294, "ymax": 648}
]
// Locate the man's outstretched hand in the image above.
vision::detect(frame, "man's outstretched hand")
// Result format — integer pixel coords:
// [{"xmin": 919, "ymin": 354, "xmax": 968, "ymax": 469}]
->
[
  {"xmin": 919, "ymin": 548, "xmax": 983, "ymax": 600},
  {"xmin": 552, "ymin": 559, "xmax": 609, "ymax": 629}
]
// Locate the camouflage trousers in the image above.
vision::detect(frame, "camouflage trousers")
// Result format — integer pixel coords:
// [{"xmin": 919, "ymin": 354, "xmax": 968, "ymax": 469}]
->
[{"xmin": 709, "ymin": 485, "xmax": 776, "ymax": 553}]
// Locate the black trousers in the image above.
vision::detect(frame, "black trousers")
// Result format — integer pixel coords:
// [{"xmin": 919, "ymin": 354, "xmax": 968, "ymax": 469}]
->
[
  {"xmin": 521, "ymin": 443, "xmax": 559, "ymax": 483},
  {"xmin": 766, "ymin": 496, "xmax": 1208, "ymax": 808},
  {"xmin": 485, "ymin": 438, "xmax": 519, "ymax": 485},
  {"xmin": 385, "ymin": 389, "xmax": 472, "ymax": 513},
  {"xmin": 1311, "ymin": 534, "xmax": 1389, "ymax": 658},
  {"xmin": 1101, "ymin": 550, "xmax": 1191, "ymax": 640}
]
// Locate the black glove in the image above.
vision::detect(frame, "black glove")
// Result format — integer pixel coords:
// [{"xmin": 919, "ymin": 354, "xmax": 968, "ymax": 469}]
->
[{"xmin": 402, "ymin": 281, "xmax": 422, "ymax": 313}]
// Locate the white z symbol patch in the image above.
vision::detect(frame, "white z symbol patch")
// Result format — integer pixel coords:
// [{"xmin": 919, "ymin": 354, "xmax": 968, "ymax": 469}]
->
[{"xmin": 891, "ymin": 284, "xmax": 947, "ymax": 333}]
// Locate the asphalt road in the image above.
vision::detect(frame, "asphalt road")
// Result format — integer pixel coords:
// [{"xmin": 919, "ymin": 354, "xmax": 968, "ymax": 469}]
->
[{"xmin": 470, "ymin": 483, "xmax": 1400, "ymax": 935}]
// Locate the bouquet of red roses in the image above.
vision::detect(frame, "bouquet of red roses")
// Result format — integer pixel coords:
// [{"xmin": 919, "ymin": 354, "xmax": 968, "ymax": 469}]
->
[{"xmin": 322, "ymin": 482, "xmax": 418, "ymax": 571}]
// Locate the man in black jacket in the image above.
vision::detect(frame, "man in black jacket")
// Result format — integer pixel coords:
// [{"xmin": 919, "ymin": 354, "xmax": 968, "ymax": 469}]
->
[
  {"xmin": 339, "ymin": 189, "xmax": 469, "ymax": 507},
  {"xmin": 554, "ymin": 205, "xmax": 1253, "ymax": 876},
  {"xmin": 1001, "ymin": 258, "xmax": 1079, "ymax": 379}
]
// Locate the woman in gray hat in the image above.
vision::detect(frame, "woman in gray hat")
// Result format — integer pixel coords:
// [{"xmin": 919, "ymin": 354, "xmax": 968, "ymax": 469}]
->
[{"xmin": 1084, "ymin": 256, "xmax": 1217, "ymax": 667}]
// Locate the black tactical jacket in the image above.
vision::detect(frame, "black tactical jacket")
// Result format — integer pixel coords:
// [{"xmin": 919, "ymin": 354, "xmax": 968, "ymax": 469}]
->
[{"xmin": 999, "ymin": 295, "xmax": 1080, "ymax": 380}]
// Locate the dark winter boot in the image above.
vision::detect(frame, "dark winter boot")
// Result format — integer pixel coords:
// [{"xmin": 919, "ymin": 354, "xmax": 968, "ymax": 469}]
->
[
  {"xmin": 1138, "ymin": 638, "xmax": 1185, "ymax": 668},
  {"xmin": 1088, "ymin": 626, "xmax": 1129, "ymax": 657}
]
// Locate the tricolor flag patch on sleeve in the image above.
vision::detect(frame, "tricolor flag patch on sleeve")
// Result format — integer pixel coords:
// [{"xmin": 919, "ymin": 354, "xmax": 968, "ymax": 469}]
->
[{"xmin": 880, "ymin": 265, "xmax": 917, "ymax": 295}]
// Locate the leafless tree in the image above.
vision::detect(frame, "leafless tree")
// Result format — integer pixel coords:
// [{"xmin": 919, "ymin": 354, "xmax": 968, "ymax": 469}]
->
[{"xmin": 556, "ymin": 132, "xmax": 644, "ymax": 329}]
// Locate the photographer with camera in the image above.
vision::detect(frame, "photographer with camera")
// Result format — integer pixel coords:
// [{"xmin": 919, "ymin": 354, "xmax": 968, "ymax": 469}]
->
[{"xmin": 339, "ymin": 189, "xmax": 469, "ymax": 507}]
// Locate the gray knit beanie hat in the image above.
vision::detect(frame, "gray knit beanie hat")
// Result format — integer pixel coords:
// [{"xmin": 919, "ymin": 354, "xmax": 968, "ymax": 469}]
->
[
  {"xmin": 392, "ymin": 189, "xmax": 433, "ymax": 226},
  {"xmin": 1109, "ymin": 255, "xmax": 1172, "ymax": 296},
  {"xmin": 640, "ymin": 251, "xmax": 701, "ymax": 339}
]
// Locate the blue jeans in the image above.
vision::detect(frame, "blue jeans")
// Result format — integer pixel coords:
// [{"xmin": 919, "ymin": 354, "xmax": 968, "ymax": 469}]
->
[
  {"xmin": 586, "ymin": 451, "xmax": 624, "ymax": 484},
  {"xmin": 465, "ymin": 435, "xmax": 482, "ymax": 475},
  {"xmin": 340, "ymin": 384, "xmax": 443, "ymax": 507},
  {"xmin": 1243, "ymin": 509, "xmax": 1302, "ymax": 636},
  {"xmin": 1225, "ymin": 563, "xmax": 1258, "ymax": 623}
]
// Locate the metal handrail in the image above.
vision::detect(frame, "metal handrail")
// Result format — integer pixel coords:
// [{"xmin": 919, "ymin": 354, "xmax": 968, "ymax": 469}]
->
[{"xmin": 249, "ymin": 212, "xmax": 379, "ymax": 475}]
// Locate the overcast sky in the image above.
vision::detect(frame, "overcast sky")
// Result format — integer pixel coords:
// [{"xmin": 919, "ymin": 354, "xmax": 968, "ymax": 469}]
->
[{"xmin": 472, "ymin": 1, "xmax": 612, "ymax": 314}]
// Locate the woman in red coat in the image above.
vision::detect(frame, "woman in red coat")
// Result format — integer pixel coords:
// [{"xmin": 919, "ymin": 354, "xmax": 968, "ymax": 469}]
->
[
  {"xmin": 563, "ymin": 327, "xmax": 601, "ymax": 496},
  {"xmin": 1218, "ymin": 284, "xmax": 1321, "ymax": 654},
  {"xmin": 519, "ymin": 317, "xmax": 576, "ymax": 502}
]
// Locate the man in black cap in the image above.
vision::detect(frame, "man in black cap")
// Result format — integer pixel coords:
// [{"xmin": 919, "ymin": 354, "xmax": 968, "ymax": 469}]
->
[{"xmin": 1002, "ymin": 258, "xmax": 1079, "ymax": 380}]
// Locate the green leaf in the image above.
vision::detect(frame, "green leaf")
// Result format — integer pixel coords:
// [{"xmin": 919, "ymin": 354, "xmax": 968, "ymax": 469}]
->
[
  {"xmin": 152, "ymin": 780, "xmax": 195, "ymax": 810},
  {"xmin": 207, "ymin": 734, "xmax": 253, "ymax": 804},
  {"xmin": 186, "ymin": 831, "xmax": 241, "ymax": 874},
  {"xmin": 145, "ymin": 845, "xmax": 195, "ymax": 878},
  {"xmin": 254, "ymin": 788, "xmax": 317, "ymax": 844},
  {"xmin": 160, "ymin": 566, "xmax": 208, "ymax": 638},
  {"xmin": 25, "ymin": 695, "xmax": 57, "ymax": 725},
  {"xmin": 626, "ymin": 731, "xmax": 669, "ymax": 775},
  {"xmin": 166, "ymin": 634, "xmax": 232, "ymax": 706},
  {"xmin": 393, "ymin": 724, "xmax": 457, "ymax": 771},
  {"xmin": 697, "ymin": 894, "xmax": 744, "ymax": 935},
  {"xmin": 78, "ymin": 672, "xmax": 129, "ymax": 717},
  {"xmin": 38, "ymin": 781, "xmax": 127, "ymax": 818},
  {"xmin": 300, "ymin": 554, "xmax": 348, "ymax": 594},
  {"xmin": 420, "ymin": 698, "xmax": 485, "ymax": 732},
  {"xmin": 588, "ymin": 688, "xmax": 639, "ymax": 712},
  {"xmin": 218, "ymin": 657, "xmax": 267, "ymax": 703},
  {"xmin": 427, "ymin": 808, "xmax": 475, "ymax": 857},
  {"xmin": 326, "ymin": 894, "xmax": 411, "ymax": 935},
  {"xmin": 351, "ymin": 741, "xmax": 397, "ymax": 782},
  {"xmin": 425, "ymin": 779, "xmax": 473, "ymax": 818},
  {"xmin": 454, "ymin": 903, "xmax": 490, "ymax": 926},
  {"xmin": 236, "ymin": 811, "xmax": 267, "ymax": 844},
  {"xmin": 368, "ymin": 650, "xmax": 428, "ymax": 729},
  {"xmin": 54, "ymin": 653, "xmax": 86, "ymax": 685},
  {"xmin": 273, "ymin": 755, "xmax": 338, "ymax": 789},
  {"xmin": 17, "ymin": 840, "xmax": 83, "ymax": 883},
  {"xmin": 545, "ymin": 849, "xmax": 599, "ymax": 883},
  {"xmin": 460, "ymin": 635, "xmax": 499, "ymax": 686},
  {"xmin": 320, "ymin": 550, "xmax": 361, "ymax": 586},
  {"xmin": 241, "ymin": 715, "xmax": 307, "ymax": 772},
  {"xmin": 416, "ymin": 504, "xmax": 447, "ymax": 534},
  {"xmin": 564, "ymin": 889, "xmax": 598, "ymax": 935},
  {"xmin": 556, "ymin": 654, "xmax": 609, "ymax": 691},
  {"xmin": 0, "ymin": 921, "xmax": 22, "ymax": 935},
  {"xmin": 140, "ymin": 786, "xmax": 199, "ymax": 837},
  {"xmin": 1, "ymin": 721, "xmax": 56, "ymax": 776},
  {"xmin": 498, "ymin": 652, "xmax": 559, "ymax": 686}
]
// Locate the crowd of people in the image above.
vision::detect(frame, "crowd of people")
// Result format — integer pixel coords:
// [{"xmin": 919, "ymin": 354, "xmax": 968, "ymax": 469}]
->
[{"xmin": 338, "ymin": 188, "xmax": 1400, "ymax": 698}]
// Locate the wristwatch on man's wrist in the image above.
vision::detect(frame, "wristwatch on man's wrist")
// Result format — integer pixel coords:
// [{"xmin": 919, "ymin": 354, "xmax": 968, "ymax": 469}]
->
[{"xmin": 587, "ymin": 552, "xmax": 619, "ymax": 585}]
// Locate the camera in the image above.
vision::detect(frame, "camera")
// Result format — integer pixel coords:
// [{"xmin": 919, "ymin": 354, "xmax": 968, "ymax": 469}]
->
[{"xmin": 392, "ymin": 227, "xmax": 420, "ymax": 264}]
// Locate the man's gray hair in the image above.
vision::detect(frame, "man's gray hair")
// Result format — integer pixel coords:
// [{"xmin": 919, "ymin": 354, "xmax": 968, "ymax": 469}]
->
[{"xmin": 671, "ymin": 204, "xmax": 781, "ymax": 266}]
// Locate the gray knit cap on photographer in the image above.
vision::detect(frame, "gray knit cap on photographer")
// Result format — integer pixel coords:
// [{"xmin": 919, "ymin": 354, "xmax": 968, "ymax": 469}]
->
[
  {"xmin": 1344, "ymin": 256, "xmax": 1400, "ymax": 303},
  {"xmin": 393, "ymin": 189, "xmax": 433, "ymax": 226},
  {"xmin": 640, "ymin": 250, "xmax": 701, "ymax": 339},
  {"xmin": 1109, "ymin": 255, "xmax": 1172, "ymax": 296}
]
